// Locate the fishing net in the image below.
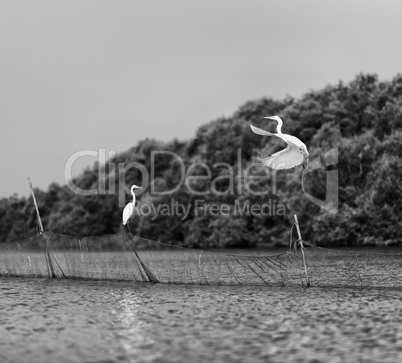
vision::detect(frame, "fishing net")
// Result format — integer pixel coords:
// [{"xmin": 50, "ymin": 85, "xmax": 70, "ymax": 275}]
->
[
  {"xmin": 301, "ymin": 242, "xmax": 402, "ymax": 289},
  {"xmin": 0, "ymin": 232, "xmax": 302, "ymax": 286},
  {"xmin": 1, "ymin": 231, "xmax": 401, "ymax": 288},
  {"xmin": 0, "ymin": 234, "xmax": 50, "ymax": 278}
]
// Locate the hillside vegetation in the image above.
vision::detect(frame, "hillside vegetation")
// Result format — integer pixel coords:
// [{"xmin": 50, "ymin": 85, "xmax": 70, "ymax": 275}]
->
[{"xmin": 2, "ymin": 73, "xmax": 402, "ymax": 247}]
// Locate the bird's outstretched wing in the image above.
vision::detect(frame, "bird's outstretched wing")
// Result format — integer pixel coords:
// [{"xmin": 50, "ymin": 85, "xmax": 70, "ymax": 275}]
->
[
  {"xmin": 250, "ymin": 125, "xmax": 289, "ymax": 143},
  {"xmin": 250, "ymin": 125, "xmax": 275, "ymax": 136},
  {"xmin": 258, "ymin": 145, "xmax": 304, "ymax": 170}
]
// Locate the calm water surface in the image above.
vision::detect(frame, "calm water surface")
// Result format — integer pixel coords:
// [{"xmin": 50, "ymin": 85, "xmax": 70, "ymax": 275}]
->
[{"xmin": 1, "ymin": 277, "xmax": 402, "ymax": 363}]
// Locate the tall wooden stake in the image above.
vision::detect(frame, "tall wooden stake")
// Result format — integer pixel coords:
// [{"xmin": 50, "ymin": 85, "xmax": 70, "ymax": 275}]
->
[
  {"xmin": 27, "ymin": 177, "xmax": 55, "ymax": 278},
  {"xmin": 27, "ymin": 177, "xmax": 44, "ymax": 233},
  {"xmin": 293, "ymin": 214, "xmax": 310, "ymax": 287}
]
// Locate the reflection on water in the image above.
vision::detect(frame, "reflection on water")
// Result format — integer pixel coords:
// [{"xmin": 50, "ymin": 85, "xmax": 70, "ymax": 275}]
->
[
  {"xmin": 1, "ymin": 277, "xmax": 402, "ymax": 363},
  {"xmin": 111, "ymin": 290, "xmax": 162, "ymax": 362}
]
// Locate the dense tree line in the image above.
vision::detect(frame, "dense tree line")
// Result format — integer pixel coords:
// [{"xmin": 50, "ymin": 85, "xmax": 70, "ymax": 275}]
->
[{"xmin": 1, "ymin": 73, "xmax": 402, "ymax": 247}]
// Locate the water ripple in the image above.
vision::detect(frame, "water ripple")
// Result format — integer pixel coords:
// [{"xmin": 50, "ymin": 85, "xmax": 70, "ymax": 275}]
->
[{"xmin": 1, "ymin": 278, "xmax": 402, "ymax": 362}]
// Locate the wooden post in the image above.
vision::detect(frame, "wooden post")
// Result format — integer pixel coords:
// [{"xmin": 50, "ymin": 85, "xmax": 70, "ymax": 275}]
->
[
  {"xmin": 293, "ymin": 214, "xmax": 310, "ymax": 287},
  {"xmin": 125, "ymin": 233, "xmax": 159, "ymax": 283},
  {"xmin": 27, "ymin": 177, "xmax": 55, "ymax": 278},
  {"xmin": 27, "ymin": 177, "xmax": 44, "ymax": 233}
]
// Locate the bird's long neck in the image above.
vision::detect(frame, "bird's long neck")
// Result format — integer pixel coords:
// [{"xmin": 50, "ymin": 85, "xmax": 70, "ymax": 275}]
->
[
  {"xmin": 276, "ymin": 118, "xmax": 283, "ymax": 134},
  {"xmin": 131, "ymin": 189, "xmax": 135, "ymax": 203}
]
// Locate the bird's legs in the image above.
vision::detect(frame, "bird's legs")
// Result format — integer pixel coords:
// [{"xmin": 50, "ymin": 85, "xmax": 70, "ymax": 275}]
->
[
  {"xmin": 302, "ymin": 158, "xmax": 311, "ymax": 179},
  {"xmin": 124, "ymin": 223, "xmax": 132, "ymax": 236},
  {"xmin": 302, "ymin": 165, "xmax": 310, "ymax": 179}
]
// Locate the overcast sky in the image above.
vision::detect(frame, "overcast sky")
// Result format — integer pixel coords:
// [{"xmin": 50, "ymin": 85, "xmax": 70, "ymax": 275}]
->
[{"xmin": 1, "ymin": 0, "xmax": 401, "ymax": 197}]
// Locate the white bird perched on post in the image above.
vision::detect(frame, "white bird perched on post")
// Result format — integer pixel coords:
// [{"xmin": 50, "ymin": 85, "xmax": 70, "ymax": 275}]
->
[
  {"xmin": 250, "ymin": 115, "xmax": 309, "ymax": 173},
  {"xmin": 122, "ymin": 185, "xmax": 142, "ymax": 234},
  {"xmin": 121, "ymin": 184, "xmax": 159, "ymax": 283}
]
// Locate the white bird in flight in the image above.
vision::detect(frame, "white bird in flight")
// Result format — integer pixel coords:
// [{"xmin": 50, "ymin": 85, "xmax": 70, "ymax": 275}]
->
[
  {"xmin": 122, "ymin": 184, "xmax": 142, "ymax": 234},
  {"xmin": 250, "ymin": 115, "xmax": 309, "ymax": 173}
]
